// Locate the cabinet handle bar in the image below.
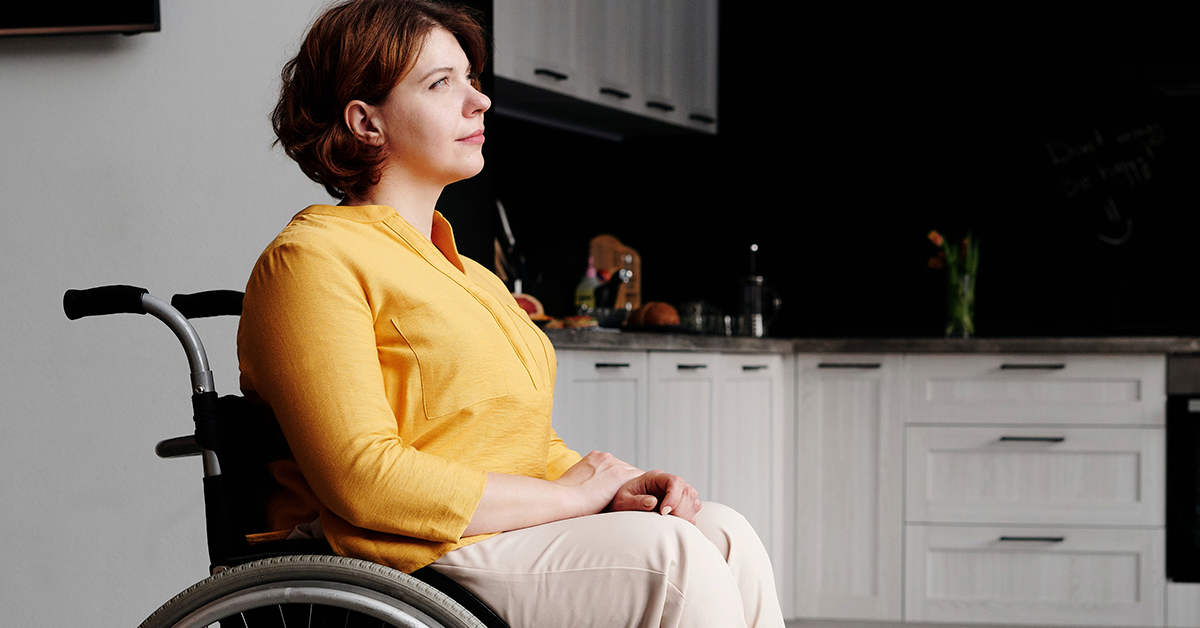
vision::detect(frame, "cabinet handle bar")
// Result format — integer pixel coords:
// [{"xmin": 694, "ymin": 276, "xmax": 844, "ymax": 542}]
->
[
  {"xmin": 1000, "ymin": 363, "xmax": 1066, "ymax": 370},
  {"xmin": 599, "ymin": 87, "xmax": 631, "ymax": 99},
  {"xmin": 818, "ymin": 362, "xmax": 882, "ymax": 369},
  {"xmin": 677, "ymin": 364, "xmax": 708, "ymax": 370},
  {"xmin": 999, "ymin": 536, "xmax": 1066, "ymax": 543},
  {"xmin": 742, "ymin": 365, "xmax": 769, "ymax": 371},
  {"xmin": 594, "ymin": 363, "xmax": 630, "ymax": 369},
  {"xmin": 999, "ymin": 436, "xmax": 1066, "ymax": 443},
  {"xmin": 534, "ymin": 68, "xmax": 569, "ymax": 81},
  {"xmin": 646, "ymin": 100, "xmax": 676, "ymax": 112}
]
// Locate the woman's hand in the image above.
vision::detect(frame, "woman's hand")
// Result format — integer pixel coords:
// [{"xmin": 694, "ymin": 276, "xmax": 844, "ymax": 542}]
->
[
  {"xmin": 606, "ymin": 470, "xmax": 702, "ymax": 524},
  {"xmin": 552, "ymin": 450, "xmax": 645, "ymax": 517},
  {"xmin": 461, "ymin": 453, "xmax": 695, "ymax": 537}
]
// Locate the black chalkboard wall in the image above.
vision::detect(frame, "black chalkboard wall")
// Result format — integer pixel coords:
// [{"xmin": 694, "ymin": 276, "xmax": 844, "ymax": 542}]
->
[{"xmin": 440, "ymin": 5, "xmax": 1200, "ymax": 338}]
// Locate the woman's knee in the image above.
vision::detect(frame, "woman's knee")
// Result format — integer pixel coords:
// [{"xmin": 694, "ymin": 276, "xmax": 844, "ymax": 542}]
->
[
  {"xmin": 693, "ymin": 501, "xmax": 762, "ymax": 559},
  {"xmin": 606, "ymin": 511, "xmax": 719, "ymax": 562}
]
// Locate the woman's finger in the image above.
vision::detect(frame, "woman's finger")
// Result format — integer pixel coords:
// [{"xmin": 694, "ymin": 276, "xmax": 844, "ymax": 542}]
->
[{"xmin": 659, "ymin": 474, "xmax": 701, "ymax": 522}]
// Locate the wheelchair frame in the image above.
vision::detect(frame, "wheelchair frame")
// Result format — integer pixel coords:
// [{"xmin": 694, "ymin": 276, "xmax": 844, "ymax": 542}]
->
[{"xmin": 64, "ymin": 285, "xmax": 507, "ymax": 628}]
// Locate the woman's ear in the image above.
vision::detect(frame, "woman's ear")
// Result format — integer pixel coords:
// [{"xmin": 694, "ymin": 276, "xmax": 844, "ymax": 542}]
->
[{"xmin": 344, "ymin": 100, "xmax": 385, "ymax": 146}]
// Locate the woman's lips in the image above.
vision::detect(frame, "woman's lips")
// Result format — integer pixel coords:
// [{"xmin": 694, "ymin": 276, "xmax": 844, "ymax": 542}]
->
[{"xmin": 458, "ymin": 129, "xmax": 485, "ymax": 145}]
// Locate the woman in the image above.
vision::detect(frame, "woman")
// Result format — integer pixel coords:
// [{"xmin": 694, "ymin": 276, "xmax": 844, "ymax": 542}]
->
[{"xmin": 239, "ymin": 1, "xmax": 784, "ymax": 626}]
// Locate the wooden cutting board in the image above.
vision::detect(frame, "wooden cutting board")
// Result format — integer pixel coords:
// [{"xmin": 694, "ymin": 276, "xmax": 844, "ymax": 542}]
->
[{"xmin": 589, "ymin": 234, "xmax": 641, "ymax": 310}]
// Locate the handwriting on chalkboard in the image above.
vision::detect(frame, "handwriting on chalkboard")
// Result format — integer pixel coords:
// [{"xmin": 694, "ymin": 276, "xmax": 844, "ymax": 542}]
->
[{"xmin": 1045, "ymin": 122, "xmax": 1164, "ymax": 245}]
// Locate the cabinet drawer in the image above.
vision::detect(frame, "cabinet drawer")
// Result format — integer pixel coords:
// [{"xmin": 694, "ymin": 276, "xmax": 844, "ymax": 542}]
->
[
  {"xmin": 907, "ymin": 354, "xmax": 1165, "ymax": 425},
  {"xmin": 905, "ymin": 524, "xmax": 1165, "ymax": 626},
  {"xmin": 907, "ymin": 425, "xmax": 1163, "ymax": 525}
]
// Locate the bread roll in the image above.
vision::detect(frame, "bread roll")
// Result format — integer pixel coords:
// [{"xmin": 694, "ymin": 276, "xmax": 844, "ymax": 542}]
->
[
  {"xmin": 642, "ymin": 302, "xmax": 679, "ymax": 326},
  {"xmin": 627, "ymin": 304, "xmax": 646, "ymax": 326}
]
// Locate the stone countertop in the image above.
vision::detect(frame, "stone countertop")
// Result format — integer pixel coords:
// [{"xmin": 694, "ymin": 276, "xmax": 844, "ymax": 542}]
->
[
  {"xmin": 543, "ymin": 329, "xmax": 1200, "ymax": 354},
  {"xmin": 543, "ymin": 328, "xmax": 795, "ymax": 353}
]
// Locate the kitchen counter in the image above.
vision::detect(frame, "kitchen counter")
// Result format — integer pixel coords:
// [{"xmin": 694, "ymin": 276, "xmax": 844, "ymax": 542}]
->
[{"xmin": 543, "ymin": 329, "xmax": 1200, "ymax": 354}]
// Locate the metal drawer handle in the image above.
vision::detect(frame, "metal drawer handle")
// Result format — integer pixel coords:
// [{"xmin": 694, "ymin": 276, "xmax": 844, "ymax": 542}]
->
[
  {"xmin": 999, "ymin": 436, "xmax": 1066, "ymax": 443},
  {"xmin": 999, "ymin": 536, "xmax": 1065, "ymax": 543},
  {"xmin": 1000, "ymin": 363, "xmax": 1066, "ymax": 370},
  {"xmin": 689, "ymin": 113, "xmax": 716, "ymax": 124},
  {"xmin": 646, "ymin": 100, "xmax": 676, "ymax": 112},
  {"xmin": 599, "ymin": 87, "xmax": 631, "ymax": 99},
  {"xmin": 534, "ymin": 68, "xmax": 569, "ymax": 81},
  {"xmin": 818, "ymin": 362, "xmax": 882, "ymax": 369},
  {"xmin": 594, "ymin": 363, "xmax": 630, "ymax": 369},
  {"xmin": 677, "ymin": 364, "xmax": 708, "ymax": 370},
  {"xmin": 742, "ymin": 365, "xmax": 769, "ymax": 371}
]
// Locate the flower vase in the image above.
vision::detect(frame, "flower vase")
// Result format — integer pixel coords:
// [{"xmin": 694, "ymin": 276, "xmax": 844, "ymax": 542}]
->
[{"xmin": 945, "ymin": 272, "xmax": 975, "ymax": 338}]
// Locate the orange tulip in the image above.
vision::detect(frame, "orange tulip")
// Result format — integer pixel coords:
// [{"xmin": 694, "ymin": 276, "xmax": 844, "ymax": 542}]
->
[{"xmin": 927, "ymin": 230, "xmax": 944, "ymax": 247}]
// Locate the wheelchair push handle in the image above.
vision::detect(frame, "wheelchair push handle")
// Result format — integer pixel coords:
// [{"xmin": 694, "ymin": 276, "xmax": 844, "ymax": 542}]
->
[
  {"xmin": 172, "ymin": 290, "xmax": 244, "ymax": 319},
  {"xmin": 63, "ymin": 285, "xmax": 215, "ymax": 394},
  {"xmin": 63, "ymin": 285, "xmax": 149, "ymax": 320}
]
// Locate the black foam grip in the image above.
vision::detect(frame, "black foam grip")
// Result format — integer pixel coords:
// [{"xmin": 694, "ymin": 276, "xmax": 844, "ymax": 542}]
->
[
  {"xmin": 171, "ymin": 290, "xmax": 244, "ymax": 319},
  {"xmin": 63, "ymin": 285, "xmax": 148, "ymax": 320},
  {"xmin": 192, "ymin": 391, "xmax": 221, "ymax": 452}
]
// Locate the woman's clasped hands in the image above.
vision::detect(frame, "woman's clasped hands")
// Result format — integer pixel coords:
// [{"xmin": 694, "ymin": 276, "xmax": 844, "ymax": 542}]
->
[{"xmin": 554, "ymin": 450, "xmax": 702, "ymax": 524}]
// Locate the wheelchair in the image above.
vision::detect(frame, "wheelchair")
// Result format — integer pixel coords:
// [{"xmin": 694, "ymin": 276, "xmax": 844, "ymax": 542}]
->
[{"xmin": 63, "ymin": 285, "xmax": 509, "ymax": 628}]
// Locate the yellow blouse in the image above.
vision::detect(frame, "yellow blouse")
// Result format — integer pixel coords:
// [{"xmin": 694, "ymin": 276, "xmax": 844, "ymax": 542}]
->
[{"xmin": 237, "ymin": 204, "xmax": 581, "ymax": 572}]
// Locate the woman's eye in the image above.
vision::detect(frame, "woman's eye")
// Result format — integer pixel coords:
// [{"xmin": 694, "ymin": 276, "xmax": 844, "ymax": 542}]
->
[{"xmin": 430, "ymin": 77, "xmax": 448, "ymax": 89}]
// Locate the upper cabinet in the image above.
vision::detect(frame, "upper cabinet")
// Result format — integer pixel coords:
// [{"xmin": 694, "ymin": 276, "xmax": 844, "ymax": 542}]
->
[{"xmin": 492, "ymin": 0, "xmax": 720, "ymax": 136}]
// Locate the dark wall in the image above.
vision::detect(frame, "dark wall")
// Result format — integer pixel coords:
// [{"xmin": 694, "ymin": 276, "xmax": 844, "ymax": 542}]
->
[{"xmin": 440, "ymin": 4, "xmax": 1200, "ymax": 338}]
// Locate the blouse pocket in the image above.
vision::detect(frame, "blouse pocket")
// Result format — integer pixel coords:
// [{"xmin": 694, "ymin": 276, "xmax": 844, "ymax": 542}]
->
[{"xmin": 390, "ymin": 300, "xmax": 510, "ymax": 419}]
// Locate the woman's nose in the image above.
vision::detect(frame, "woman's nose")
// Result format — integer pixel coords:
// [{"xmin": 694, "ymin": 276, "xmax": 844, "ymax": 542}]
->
[{"xmin": 467, "ymin": 88, "xmax": 491, "ymax": 116}]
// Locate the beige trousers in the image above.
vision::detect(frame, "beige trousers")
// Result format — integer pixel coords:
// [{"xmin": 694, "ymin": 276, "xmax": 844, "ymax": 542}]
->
[{"xmin": 430, "ymin": 502, "xmax": 785, "ymax": 628}]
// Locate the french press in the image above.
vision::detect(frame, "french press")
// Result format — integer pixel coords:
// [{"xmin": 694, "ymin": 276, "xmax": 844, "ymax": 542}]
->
[{"xmin": 740, "ymin": 244, "xmax": 782, "ymax": 337}]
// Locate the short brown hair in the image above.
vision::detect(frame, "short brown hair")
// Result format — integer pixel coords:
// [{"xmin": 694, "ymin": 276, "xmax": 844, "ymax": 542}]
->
[{"xmin": 271, "ymin": 0, "xmax": 487, "ymax": 200}]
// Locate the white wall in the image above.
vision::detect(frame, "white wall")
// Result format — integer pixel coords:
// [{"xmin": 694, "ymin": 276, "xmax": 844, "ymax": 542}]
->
[{"xmin": 0, "ymin": 1, "xmax": 335, "ymax": 624}]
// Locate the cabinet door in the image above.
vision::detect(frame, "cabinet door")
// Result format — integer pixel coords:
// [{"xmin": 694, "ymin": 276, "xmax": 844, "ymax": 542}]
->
[
  {"xmin": 713, "ymin": 354, "xmax": 786, "ymax": 564},
  {"xmin": 907, "ymin": 354, "xmax": 1166, "ymax": 425},
  {"xmin": 551, "ymin": 350, "xmax": 647, "ymax": 467},
  {"xmin": 646, "ymin": 352, "xmax": 720, "ymax": 500},
  {"xmin": 793, "ymin": 355, "xmax": 904, "ymax": 621},
  {"xmin": 907, "ymin": 425, "xmax": 1165, "ymax": 526},
  {"xmin": 638, "ymin": 0, "xmax": 718, "ymax": 131},
  {"xmin": 664, "ymin": 0, "xmax": 719, "ymax": 131},
  {"xmin": 576, "ymin": 1, "xmax": 643, "ymax": 114},
  {"xmin": 906, "ymin": 524, "xmax": 1165, "ymax": 627},
  {"xmin": 492, "ymin": 0, "xmax": 583, "ymax": 98}
]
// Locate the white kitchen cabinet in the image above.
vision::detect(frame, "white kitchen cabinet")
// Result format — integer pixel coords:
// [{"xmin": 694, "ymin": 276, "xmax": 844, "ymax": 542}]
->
[
  {"xmin": 551, "ymin": 342, "xmax": 1172, "ymax": 628},
  {"xmin": 905, "ymin": 525, "xmax": 1165, "ymax": 627},
  {"xmin": 904, "ymin": 353, "xmax": 1167, "ymax": 627},
  {"xmin": 492, "ymin": 0, "xmax": 719, "ymax": 134},
  {"xmin": 645, "ymin": 352, "xmax": 721, "ymax": 500},
  {"xmin": 577, "ymin": 1, "xmax": 644, "ymax": 115},
  {"xmin": 492, "ymin": 0, "xmax": 583, "ymax": 98},
  {"xmin": 551, "ymin": 349, "xmax": 647, "ymax": 467},
  {"xmin": 644, "ymin": 350, "xmax": 787, "ymax": 595},
  {"xmin": 712, "ymin": 353, "xmax": 787, "ymax": 567},
  {"xmin": 553, "ymin": 347, "xmax": 788, "ymax": 599},
  {"xmin": 636, "ymin": 0, "xmax": 719, "ymax": 131},
  {"xmin": 792, "ymin": 355, "xmax": 905, "ymax": 621}
]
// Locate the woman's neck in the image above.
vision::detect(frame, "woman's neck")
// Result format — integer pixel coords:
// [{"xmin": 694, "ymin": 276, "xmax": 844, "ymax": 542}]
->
[{"xmin": 344, "ymin": 175, "xmax": 443, "ymax": 240}]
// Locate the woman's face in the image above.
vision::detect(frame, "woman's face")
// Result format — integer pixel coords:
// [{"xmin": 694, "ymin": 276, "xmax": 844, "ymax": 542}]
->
[{"xmin": 374, "ymin": 27, "xmax": 491, "ymax": 186}]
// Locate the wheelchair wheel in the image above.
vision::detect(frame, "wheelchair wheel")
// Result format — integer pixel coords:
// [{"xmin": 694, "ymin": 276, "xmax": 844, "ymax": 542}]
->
[{"xmin": 138, "ymin": 555, "xmax": 488, "ymax": 628}]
